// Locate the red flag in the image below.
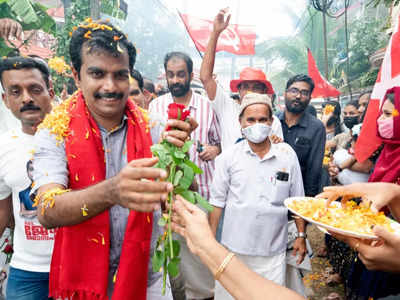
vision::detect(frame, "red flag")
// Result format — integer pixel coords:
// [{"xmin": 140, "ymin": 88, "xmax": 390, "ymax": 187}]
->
[
  {"xmin": 179, "ymin": 12, "xmax": 256, "ymax": 55},
  {"xmin": 307, "ymin": 49, "xmax": 341, "ymax": 99},
  {"xmin": 355, "ymin": 15, "xmax": 400, "ymax": 162}
]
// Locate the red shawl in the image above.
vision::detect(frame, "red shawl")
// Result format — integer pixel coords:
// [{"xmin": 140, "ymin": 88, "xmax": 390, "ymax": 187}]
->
[
  {"xmin": 369, "ymin": 87, "xmax": 400, "ymax": 184},
  {"xmin": 49, "ymin": 91, "xmax": 153, "ymax": 300}
]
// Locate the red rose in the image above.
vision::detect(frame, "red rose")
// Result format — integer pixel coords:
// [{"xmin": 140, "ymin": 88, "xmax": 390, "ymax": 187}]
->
[
  {"xmin": 3, "ymin": 244, "xmax": 13, "ymax": 254},
  {"xmin": 166, "ymin": 103, "xmax": 190, "ymax": 131}
]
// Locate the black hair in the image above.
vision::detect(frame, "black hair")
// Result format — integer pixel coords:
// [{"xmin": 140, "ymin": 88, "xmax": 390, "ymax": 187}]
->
[
  {"xmin": 69, "ymin": 20, "xmax": 136, "ymax": 77},
  {"xmin": 131, "ymin": 69, "xmax": 144, "ymax": 91},
  {"xmin": 345, "ymin": 100, "xmax": 360, "ymax": 109},
  {"xmin": 0, "ymin": 56, "xmax": 50, "ymax": 88},
  {"xmin": 386, "ymin": 92, "xmax": 395, "ymax": 104},
  {"xmin": 164, "ymin": 52, "xmax": 193, "ymax": 74},
  {"xmin": 285, "ymin": 74, "xmax": 315, "ymax": 94},
  {"xmin": 143, "ymin": 77, "xmax": 155, "ymax": 93}
]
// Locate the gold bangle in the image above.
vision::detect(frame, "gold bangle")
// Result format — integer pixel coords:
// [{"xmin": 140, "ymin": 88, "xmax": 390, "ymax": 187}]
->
[{"xmin": 215, "ymin": 252, "xmax": 235, "ymax": 280}]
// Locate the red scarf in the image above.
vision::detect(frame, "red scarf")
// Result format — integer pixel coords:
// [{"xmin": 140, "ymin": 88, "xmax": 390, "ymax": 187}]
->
[
  {"xmin": 49, "ymin": 92, "xmax": 153, "ymax": 300},
  {"xmin": 369, "ymin": 87, "xmax": 400, "ymax": 184}
]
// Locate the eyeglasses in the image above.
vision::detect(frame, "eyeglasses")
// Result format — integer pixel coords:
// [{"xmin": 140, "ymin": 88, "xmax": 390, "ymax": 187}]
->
[{"xmin": 286, "ymin": 87, "xmax": 310, "ymax": 97}]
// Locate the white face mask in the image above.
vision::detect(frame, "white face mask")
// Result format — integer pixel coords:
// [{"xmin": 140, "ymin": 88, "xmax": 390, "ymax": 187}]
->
[{"xmin": 242, "ymin": 123, "xmax": 272, "ymax": 144}]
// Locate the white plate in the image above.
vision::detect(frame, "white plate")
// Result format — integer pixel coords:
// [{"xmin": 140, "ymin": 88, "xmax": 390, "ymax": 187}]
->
[{"xmin": 284, "ymin": 197, "xmax": 400, "ymax": 240}]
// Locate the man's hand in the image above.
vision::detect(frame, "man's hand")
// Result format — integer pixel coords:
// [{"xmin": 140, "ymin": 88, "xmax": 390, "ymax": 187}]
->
[
  {"xmin": 269, "ymin": 134, "xmax": 283, "ymax": 144},
  {"xmin": 328, "ymin": 161, "xmax": 339, "ymax": 178},
  {"xmin": 330, "ymin": 226, "xmax": 400, "ymax": 272},
  {"xmin": 213, "ymin": 8, "xmax": 231, "ymax": 34},
  {"xmin": 0, "ymin": 18, "xmax": 23, "ymax": 40},
  {"xmin": 292, "ymin": 237, "xmax": 307, "ymax": 265},
  {"xmin": 199, "ymin": 144, "xmax": 220, "ymax": 161},
  {"xmin": 161, "ymin": 117, "xmax": 198, "ymax": 147},
  {"xmin": 113, "ymin": 157, "xmax": 173, "ymax": 211}
]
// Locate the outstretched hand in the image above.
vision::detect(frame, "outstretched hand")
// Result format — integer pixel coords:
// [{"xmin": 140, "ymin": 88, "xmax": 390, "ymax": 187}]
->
[
  {"xmin": 317, "ymin": 182, "xmax": 400, "ymax": 213},
  {"xmin": 171, "ymin": 195, "xmax": 215, "ymax": 256},
  {"xmin": 213, "ymin": 8, "xmax": 231, "ymax": 34},
  {"xmin": 330, "ymin": 225, "xmax": 400, "ymax": 272},
  {"xmin": 0, "ymin": 18, "xmax": 23, "ymax": 40}
]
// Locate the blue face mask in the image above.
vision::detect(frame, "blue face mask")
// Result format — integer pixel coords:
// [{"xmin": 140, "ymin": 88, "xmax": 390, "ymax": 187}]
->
[{"xmin": 242, "ymin": 123, "xmax": 272, "ymax": 144}]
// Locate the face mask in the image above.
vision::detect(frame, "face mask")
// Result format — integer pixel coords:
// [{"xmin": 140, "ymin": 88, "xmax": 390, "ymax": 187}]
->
[
  {"xmin": 242, "ymin": 123, "xmax": 272, "ymax": 144},
  {"xmin": 343, "ymin": 116, "xmax": 359, "ymax": 129},
  {"xmin": 378, "ymin": 117, "xmax": 394, "ymax": 139}
]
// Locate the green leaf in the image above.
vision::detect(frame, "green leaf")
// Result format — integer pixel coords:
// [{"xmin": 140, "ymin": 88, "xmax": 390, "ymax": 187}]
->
[
  {"xmin": 184, "ymin": 160, "xmax": 203, "ymax": 174},
  {"xmin": 152, "ymin": 250, "xmax": 165, "ymax": 273},
  {"xmin": 167, "ymin": 257, "xmax": 180, "ymax": 277},
  {"xmin": 172, "ymin": 239, "xmax": 180, "ymax": 257},
  {"xmin": 178, "ymin": 163, "xmax": 194, "ymax": 190},
  {"xmin": 177, "ymin": 190, "xmax": 196, "ymax": 204},
  {"xmin": 173, "ymin": 170, "xmax": 183, "ymax": 186},
  {"xmin": 9, "ymin": 0, "xmax": 38, "ymax": 25},
  {"xmin": 194, "ymin": 192, "xmax": 213, "ymax": 212},
  {"xmin": 157, "ymin": 217, "xmax": 166, "ymax": 227},
  {"xmin": 174, "ymin": 150, "xmax": 186, "ymax": 159},
  {"xmin": 182, "ymin": 140, "xmax": 193, "ymax": 153}
]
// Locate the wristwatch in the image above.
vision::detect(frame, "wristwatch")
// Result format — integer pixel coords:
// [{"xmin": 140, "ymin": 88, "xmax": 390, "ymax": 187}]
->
[{"xmin": 295, "ymin": 232, "xmax": 307, "ymax": 239}]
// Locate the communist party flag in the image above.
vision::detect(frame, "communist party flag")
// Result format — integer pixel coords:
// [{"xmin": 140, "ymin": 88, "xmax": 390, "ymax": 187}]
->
[
  {"xmin": 355, "ymin": 15, "xmax": 400, "ymax": 162},
  {"xmin": 307, "ymin": 48, "xmax": 341, "ymax": 99},
  {"xmin": 178, "ymin": 12, "xmax": 256, "ymax": 55}
]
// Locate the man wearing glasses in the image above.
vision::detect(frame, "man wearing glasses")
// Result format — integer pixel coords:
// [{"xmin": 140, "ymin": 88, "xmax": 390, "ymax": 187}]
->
[{"xmin": 278, "ymin": 74, "xmax": 326, "ymax": 197}]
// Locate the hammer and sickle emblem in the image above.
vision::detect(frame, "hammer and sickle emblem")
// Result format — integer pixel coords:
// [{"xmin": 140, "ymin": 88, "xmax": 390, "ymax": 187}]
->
[{"xmin": 220, "ymin": 26, "xmax": 241, "ymax": 51}]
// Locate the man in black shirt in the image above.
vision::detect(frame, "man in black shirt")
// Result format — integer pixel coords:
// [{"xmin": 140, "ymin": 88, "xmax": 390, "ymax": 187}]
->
[{"xmin": 278, "ymin": 74, "xmax": 326, "ymax": 197}]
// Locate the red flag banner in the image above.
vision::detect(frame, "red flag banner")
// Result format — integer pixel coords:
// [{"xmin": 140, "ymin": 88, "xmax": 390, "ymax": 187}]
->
[
  {"xmin": 307, "ymin": 49, "xmax": 341, "ymax": 99},
  {"xmin": 355, "ymin": 15, "xmax": 400, "ymax": 162},
  {"xmin": 179, "ymin": 12, "xmax": 256, "ymax": 55}
]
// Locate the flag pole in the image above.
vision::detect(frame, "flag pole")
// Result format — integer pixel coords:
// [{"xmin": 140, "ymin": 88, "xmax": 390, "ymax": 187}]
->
[{"xmin": 177, "ymin": 9, "xmax": 203, "ymax": 59}]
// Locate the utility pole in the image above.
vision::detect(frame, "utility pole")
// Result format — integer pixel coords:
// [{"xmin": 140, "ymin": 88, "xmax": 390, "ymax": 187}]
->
[{"xmin": 311, "ymin": 0, "xmax": 334, "ymax": 81}]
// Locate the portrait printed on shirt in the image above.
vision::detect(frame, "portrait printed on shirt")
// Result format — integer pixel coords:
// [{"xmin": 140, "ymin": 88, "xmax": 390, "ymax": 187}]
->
[{"xmin": 18, "ymin": 160, "xmax": 37, "ymax": 219}]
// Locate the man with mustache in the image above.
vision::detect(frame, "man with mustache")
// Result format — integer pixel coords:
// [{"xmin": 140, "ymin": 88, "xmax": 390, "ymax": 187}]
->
[
  {"xmin": 149, "ymin": 51, "xmax": 221, "ymax": 300},
  {"xmin": 0, "ymin": 56, "xmax": 54, "ymax": 299},
  {"xmin": 278, "ymin": 74, "xmax": 326, "ymax": 197},
  {"xmin": 31, "ymin": 20, "xmax": 193, "ymax": 300}
]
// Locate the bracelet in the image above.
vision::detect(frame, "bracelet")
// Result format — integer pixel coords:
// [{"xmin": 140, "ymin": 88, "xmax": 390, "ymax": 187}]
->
[{"xmin": 215, "ymin": 252, "xmax": 235, "ymax": 280}]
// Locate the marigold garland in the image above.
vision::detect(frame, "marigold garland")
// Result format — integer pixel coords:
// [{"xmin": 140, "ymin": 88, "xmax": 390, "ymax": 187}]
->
[
  {"xmin": 38, "ymin": 92, "xmax": 78, "ymax": 143},
  {"xmin": 33, "ymin": 187, "xmax": 71, "ymax": 215}
]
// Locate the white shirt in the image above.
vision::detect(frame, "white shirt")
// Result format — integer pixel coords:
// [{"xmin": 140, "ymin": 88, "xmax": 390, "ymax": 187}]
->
[
  {"xmin": 149, "ymin": 90, "xmax": 221, "ymax": 200},
  {"xmin": 0, "ymin": 128, "xmax": 54, "ymax": 272},
  {"xmin": 211, "ymin": 85, "xmax": 283, "ymax": 150},
  {"xmin": 210, "ymin": 140, "xmax": 304, "ymax": 257}
]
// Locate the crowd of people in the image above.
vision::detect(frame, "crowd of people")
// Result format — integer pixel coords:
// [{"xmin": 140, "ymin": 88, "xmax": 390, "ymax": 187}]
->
[{"xmin": 0, "ymin": 7, "xmax": 399, "ymax": 300}]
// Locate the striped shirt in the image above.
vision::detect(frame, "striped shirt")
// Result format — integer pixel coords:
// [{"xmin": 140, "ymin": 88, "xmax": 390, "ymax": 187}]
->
[{"xmin": 149, "ymin": 90, "xmax": 221, "ymax": 200}]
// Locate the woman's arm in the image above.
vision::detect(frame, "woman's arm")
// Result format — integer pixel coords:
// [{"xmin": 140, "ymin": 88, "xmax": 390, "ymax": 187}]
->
[{"xmin": 172, "ymin": 196, "xmax": 305, "ymax": 300}]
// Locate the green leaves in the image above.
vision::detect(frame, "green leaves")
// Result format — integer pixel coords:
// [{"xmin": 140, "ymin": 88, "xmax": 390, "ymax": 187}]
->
[
  {"xmin": 152, "ymin": 250, "xmax": 165, "ymax": 273},
  {"xmin": 194, "ymin": 192, "xmax": 213, "ymax": 212},
  {"xmin": 150, "ymin": 137, "xmax": 210, "ymax": 293},
  {"xmin": 167, "ymin": 257, "xmax": 180, "ymax": 277},
  {"xmin": 182, "ymin": 140, "xmax": 193, "ymax": 153},
  {"xmin": 177, "ymin": 163, "xmax": 194, "ymax": 190}
]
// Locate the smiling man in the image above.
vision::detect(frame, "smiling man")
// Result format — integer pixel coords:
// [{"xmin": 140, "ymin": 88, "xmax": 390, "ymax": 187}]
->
[
  {"xmin": 31, "ymin": 20, "xmax": 193, "ymax": 300},
  {"xmin": 0, "ymin": 56, "xmax": 54, "ymax": 300}
]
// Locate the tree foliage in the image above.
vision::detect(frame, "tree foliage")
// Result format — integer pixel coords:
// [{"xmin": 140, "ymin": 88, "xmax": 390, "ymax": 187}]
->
[{"xmin": 0, "ymin": 0, "xmax": 56, "ymax": 56}]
